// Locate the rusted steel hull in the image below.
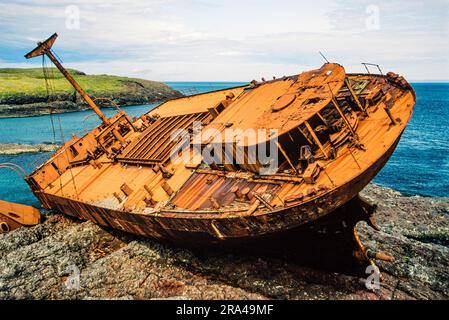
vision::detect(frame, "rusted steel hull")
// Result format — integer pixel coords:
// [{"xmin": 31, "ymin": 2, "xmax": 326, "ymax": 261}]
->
[
  {"xmin": 23, "ymin": 35, "xmax": 416, "ymax": 267},
  {"xmin": 218, "ymin": 195, "xmax": 379, "ymax": 275},
  {"xmin": 32, "ymin": 132, "xmax": 401, "ymax": 245}
]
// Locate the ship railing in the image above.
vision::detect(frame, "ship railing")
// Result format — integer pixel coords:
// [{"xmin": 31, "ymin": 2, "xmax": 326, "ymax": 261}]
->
[{"xmin": 361, "ymin": 63, "xmax": 383, "ymax": 76}]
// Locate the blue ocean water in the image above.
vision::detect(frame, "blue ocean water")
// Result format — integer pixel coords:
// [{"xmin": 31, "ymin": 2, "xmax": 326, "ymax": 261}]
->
[
  {"xmin": 374, "ymin": 83, "xmax": 449, "ymax": 197},
  {"xmin": 0, "ymin": 82, "xmax": 447, "ymax": 207}
]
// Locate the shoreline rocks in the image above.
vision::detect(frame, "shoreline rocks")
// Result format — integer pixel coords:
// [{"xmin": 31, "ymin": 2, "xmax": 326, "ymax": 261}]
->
[
  {"xmin": 0, "ymin": 184, "xmax": 447, "ymax": 300},
  {"xmin": 0, "ymin": 82, "xmax": 183, "ymax": 118}
]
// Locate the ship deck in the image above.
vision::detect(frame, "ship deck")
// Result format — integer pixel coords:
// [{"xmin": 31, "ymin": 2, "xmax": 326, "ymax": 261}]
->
[{"xmin": 26, "ymin": 64, "xmax": 415, "ymax": 240}]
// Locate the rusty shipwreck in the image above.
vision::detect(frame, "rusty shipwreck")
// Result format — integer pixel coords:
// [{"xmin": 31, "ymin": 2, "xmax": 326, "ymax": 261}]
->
[
  {"xmin": 0, "ymin": 200, "xmax": 41, "ymax": 234},
  {"xmin": 23, "ymin": 34, "xmax": 415, "ymax": 268}
]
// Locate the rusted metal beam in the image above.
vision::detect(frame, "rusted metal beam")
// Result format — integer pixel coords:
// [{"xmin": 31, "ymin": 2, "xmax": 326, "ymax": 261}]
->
[
  {"xmin": 245, "ymin": 200, "xmax": 261, "ymax": 215},
  {"xmin": 210, "ymin": 197, "xmax": 221, "ymax": 209},
  {"xmin": 304, "ymin": 121, "xmax": 329, "ymax": 160},
  {"xmin": 367, "ymin": 250, "xmax": 394, "ymax": 262},
  {"xmin": 241, "ymin": 187, "xmax": 254, "ymax": 201},
  {"xmin": 297, "ymin": 127, "xmax": 314, "ymax": 145},
  {"xmin": 113, "ymin": 192, "xmax": 123, "ymax": 203},
  {"xmin": 276, "ymin": 142, "xmax": 299, "ymax": 174},
  {"xmin": 230, "ymin": 186, "xmax": 243, "ymax": 200},
  {"xmin": 252, "ymin": 174, "xmax": 304, "ymax": 184},
  {"xmin": 344, "ymin": 78, "xmax": 367, "ymax": 115},
  {"xmin": 316, "ymin": 111, "xmax": 329, "ymax": 126},
  {"xmin": 331, "ymin": 98, "xmax": 357, "ymax": 138},
  {"xmin": 161, "ymin": 181, "xmax": 174, "ymax": 196},
  {"xmin": 252, "ymin": 192, "xmax": 274, "ymax": 211}
]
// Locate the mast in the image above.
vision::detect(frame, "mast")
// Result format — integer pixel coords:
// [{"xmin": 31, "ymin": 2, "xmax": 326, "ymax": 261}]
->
[{"xmin": 25, "ymin": 33, "xmax": 110, "ymax": 125}]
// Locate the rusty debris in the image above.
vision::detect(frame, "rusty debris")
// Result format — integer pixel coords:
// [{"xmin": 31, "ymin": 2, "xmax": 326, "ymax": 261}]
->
[
  {"xmin": 22, "ymin": 33, "xmax": 416, "ymax": 270},
  {"xmin": 0, "ymin": 200, "xmax": 41, "ymax": 233}
]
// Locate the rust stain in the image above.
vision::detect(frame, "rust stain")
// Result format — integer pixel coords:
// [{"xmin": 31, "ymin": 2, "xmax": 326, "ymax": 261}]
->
[{"xmin": 22, "ymin": 33, "xmax": 415, "ymax": 260}]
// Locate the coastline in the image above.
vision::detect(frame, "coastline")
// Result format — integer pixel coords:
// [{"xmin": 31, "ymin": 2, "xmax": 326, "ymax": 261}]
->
[
  {"xmin": 0, "ymin": 68, "xmax": 183, "ymax": 118},
  {"xmin": 0, "ymin": 184, "xmax": 447, "ymax": 300},
  {"xmin": 0, "ymin": 94, "xmax": 181, "ymax": 119},
  {"xmin": 0, "ymin": 143, "xmax": 58, "ymax": 155}
]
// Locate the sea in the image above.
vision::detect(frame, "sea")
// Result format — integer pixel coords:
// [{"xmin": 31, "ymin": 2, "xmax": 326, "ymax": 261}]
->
[{"xmin": 0, "ymin": 82, "xmax": 448, "ymax": 207}]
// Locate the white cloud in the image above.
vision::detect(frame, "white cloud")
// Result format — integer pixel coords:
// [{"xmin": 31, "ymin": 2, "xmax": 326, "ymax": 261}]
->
[{"xmin": 0, "ymin": 0, "xmax": 448, "ymax": 81}]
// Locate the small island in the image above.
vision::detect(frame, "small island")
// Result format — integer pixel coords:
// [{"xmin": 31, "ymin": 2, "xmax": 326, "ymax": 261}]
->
[{"xmin": 0, "ymin": 68, "xmax": 183, "ymax": 118}]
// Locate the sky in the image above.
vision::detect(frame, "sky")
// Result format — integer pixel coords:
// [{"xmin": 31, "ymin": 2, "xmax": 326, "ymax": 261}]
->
[{"xmin": 0, "ymin": 0, "xmax": 448, "ymax": 81}]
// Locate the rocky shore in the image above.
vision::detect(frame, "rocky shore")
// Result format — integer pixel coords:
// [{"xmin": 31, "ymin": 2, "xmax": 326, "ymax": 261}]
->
[
  {"xmin": 0, "ymin": 184, "xmax": 447, "ymax": 300},
  {"xmin": 0, "ymin": 143, "xmax": 58, "ymax": 155},
  {"xmin": 0, "ymin": 90, "xmax": 183, "ymax": 118}
]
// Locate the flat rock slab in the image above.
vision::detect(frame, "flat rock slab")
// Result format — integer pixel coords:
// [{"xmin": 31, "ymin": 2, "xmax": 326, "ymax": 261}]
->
[{"xmin": 0, "ymin": 185, "xmax": 448, "ymax": 300}]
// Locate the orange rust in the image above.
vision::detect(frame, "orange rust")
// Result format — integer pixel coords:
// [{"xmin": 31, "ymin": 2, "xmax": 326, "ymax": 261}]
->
[{"xmin": 23, "ymin": 35, "xmax": 415, "ymax": 251}]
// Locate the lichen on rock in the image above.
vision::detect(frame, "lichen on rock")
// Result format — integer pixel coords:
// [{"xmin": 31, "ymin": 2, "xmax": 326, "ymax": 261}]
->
[{"xmin": 0, "ymin": 184, "xmax": 448, "ymax": 300}]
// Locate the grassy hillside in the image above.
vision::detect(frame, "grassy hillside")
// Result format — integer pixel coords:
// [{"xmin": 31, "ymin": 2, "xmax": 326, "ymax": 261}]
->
[
  {"xmin": 0, "ymin": 68, "xmax": 173, "ymax": 97},
  {"xmin": 0, "ymin": 68, "xmax": 182, "ymax": 117}
]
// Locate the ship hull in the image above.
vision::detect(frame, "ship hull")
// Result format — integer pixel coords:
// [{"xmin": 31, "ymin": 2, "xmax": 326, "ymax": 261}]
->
[
  {"xmin": 20, "ymin": 40, "xmax": 415, "ymax": 272},
  {"xmin": 33, "ymin": 131, "xmax": 402, "ymax": 246}
]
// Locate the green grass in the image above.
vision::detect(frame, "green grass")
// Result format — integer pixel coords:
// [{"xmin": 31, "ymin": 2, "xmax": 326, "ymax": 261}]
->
[{"xmin": 0, "ymin": 68, "xmax": 167, "ymax": 97}]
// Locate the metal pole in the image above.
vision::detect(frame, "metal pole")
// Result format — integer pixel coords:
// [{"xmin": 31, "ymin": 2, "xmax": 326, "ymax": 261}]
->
[{"xmin": 44, "ymin": 50, "xmax": 110, "ymax": 124}]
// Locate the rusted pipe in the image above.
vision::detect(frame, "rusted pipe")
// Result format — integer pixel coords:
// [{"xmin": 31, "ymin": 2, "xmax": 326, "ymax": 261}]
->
[
  {"xmin": 245, "ymin": 199, "xmax": 261, "ymax": 215},
  {"xmin": 210, "ymin": 197, "xmax": 220, "ymax": 209},
  {"xmin": 162, "ymin": 182, "xmax": 174, "ymax": 196},
  {"xmin": 241, "ymin": 187, "xmax": 253, "ymax": 201},
  {"xmin": 367, "ymin": 249, "xmax": 395, "ymax": 262},
  {"xmin": 113, "ymin": 192, "xmax": 123, "ymax": 203},
  {"xmin": 230, "ymin": 186, "xmax": 243, "ymax": 199},
  {"xmin": 0, "ymin": 222, "xmax": 10, "ymax": 233}
]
